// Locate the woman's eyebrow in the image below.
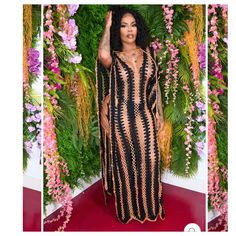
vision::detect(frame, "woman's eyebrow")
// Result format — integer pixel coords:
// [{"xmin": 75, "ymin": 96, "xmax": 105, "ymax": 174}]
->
[{"xmin": 121, "ymin": 21, "xmax": 136, "ymax": 25}]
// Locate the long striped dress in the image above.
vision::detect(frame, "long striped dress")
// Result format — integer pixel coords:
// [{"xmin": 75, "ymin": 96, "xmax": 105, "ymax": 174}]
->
[{"xmin": 96, "ymin": 46, "xmax": 165, "ymax": 224}]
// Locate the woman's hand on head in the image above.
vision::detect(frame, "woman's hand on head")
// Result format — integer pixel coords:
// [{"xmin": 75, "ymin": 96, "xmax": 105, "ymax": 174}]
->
[{"xmin": 105, "ymin": 11, "xmax": 112, "ymax": 29}]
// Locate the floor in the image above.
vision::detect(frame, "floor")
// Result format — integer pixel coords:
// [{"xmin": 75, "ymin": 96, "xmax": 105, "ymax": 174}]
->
[
  {"xmin": 43, "ymin": 180, "xmax": 206, "ymax": 231},
  {"xmin": 23, "ymin": 187, "xmax": 41, "ymax": 231},
  {"xmin": 208, "ymin": 216, "xmax": 227, "ymax": 231}
]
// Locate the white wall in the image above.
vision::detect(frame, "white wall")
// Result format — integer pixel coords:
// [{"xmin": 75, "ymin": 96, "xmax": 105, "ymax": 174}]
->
[
  {"xmin": 23, "ymin": 141, "xmax": 42, "ymax": 191},
  {"xmin": 162, "ymin": 152, "xmax": 207, "ymax": 193}
]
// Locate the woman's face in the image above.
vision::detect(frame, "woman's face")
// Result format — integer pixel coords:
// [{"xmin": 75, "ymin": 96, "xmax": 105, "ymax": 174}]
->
[{"xmin": 120, "ymin": 13, "xmax": 137, "ymax": 46}]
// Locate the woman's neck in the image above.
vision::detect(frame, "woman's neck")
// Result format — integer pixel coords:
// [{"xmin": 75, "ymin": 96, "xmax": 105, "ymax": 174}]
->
[{"xmin": 121, "ymin": 43, "xmax": 138, "ymax": 52}]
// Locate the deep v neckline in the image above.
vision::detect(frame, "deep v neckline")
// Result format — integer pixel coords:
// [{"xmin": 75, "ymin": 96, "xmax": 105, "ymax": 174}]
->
[{"xmin": 115, "ymin": 49, "xmax": 145, "ymax": 76}]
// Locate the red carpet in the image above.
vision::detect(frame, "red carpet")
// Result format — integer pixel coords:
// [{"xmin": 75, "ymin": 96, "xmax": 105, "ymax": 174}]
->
[
  {"xmin": 23, "ymin": 187, "xmax": 41, "ymax": 231},
  {"xmin": 44, "ymin": 179, "xmax": 206, "ymax": 231}
]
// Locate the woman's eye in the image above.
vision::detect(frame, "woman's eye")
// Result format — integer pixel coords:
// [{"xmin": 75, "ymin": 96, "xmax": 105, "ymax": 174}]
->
[
  {"xmin": 132, "ymin": 24, "xmax": 137, "ymax": 27},
  {"xmin": 121, "ymin": 25, "xmax": 126, "ymax": 28}
]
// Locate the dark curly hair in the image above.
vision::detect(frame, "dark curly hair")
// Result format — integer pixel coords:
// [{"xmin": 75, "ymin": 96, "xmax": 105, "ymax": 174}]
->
[{"xmin": 110, "ymin": 6, "xmax": 149, "ymax": 52}]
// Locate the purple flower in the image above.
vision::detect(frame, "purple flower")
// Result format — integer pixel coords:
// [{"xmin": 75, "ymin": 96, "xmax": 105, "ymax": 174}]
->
[
  {"xmin": 25, "ymin": 117, "xmax": 32, "ymax": 122},
  {"xmin": 58, "ymin": 19, "xmax": 78, "ymax": 50},
  {"xmin": 196, "ymin": 141, "xmax": 204, "ymax": 156},
  {"xmin": 25, "ymin": 103, "xmax": 37, "ymax": 112},
  {"xmin": 28, "ymin": 126, "xmax": 36, "ymax": 133},
  {"xmin": 25, "ymin": 103, "xmax": 33, "ymax": 110},
  {"xmin": 28, "ymin": 48, "xmax": 41, "ymax": 76},
  {"xmin": 31, "ymin": 115, "xmax": 41, "ymax": 123},
  {"xmin": 37, "ymin": 132, "xmax": 42, "ymax": 145},
  {"xmin": 196, "ymin": 115, "xmax": 205, "ymax": 122},
  {"xmin": 69, "ymin": 54, "xmax": 82, "ymax": 64},
  {"xmin": 24, "ymin": 140, "xmax": 33, "ymax": 154},
  {"xmin": 24, "ymin": 140, "xmax": 33, "ymax": 148},
  {"xmin": 196, "ymin": 101, "xmax": 205, "ymax": 111},
  {"xmin": 67, "ymin": 4, "xmax": 79, "ymax": 16},
  {"xmin": 198, "ymin": 43, "xmax": 206, "ymax": 70},
  {"xmin": 223, "ymin": 37, "xmax": 228, "ymax": 44},
  {"xmin": 35, "ymin": 113, "xmax": 41, "ymax": 119},
  {"xmin": 199, "ymin": 126, "xmax": 206, "ymax": 132}
]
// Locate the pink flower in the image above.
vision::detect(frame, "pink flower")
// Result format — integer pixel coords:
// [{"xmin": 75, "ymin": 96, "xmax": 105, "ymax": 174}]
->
[
  {"xmin": 152, "ymin": 43, "xmax": 158, "ymax": 50},
  {"xmin": 218, "ymin": 88, "xmax": 224, "ymax": 95},
  {"xmin": 55, "ymin": 83, "xmax": 62, "ymax": 90},
  {"xmin": 212, "ymin": 102, "xmax": 220, "ymax": 111}
]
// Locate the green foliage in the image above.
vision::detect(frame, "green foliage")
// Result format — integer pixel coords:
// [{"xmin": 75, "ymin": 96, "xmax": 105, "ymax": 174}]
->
[
  {"xmin": 171, "ymin": 129, "xmax": 199, "ymax": 177},
  {"xmin": 43, "ymin": 89, "xmax": 100, "ymax": 204},
  {"xmin": 32, "ymin": 5, "xmax": 41, "ymax": 48},
  {"xmin": 216, "ymin": 91, "xmax": 228, "ymax": 191},
  {"xmin": 164, "ymin": 91, "xmax": 186, "ymax": 124},
  {"xmin": 23, "ymin": 148, "xmax": 28, "ymax": 171},
  {"xmin": 172, "ymin": 5, "xmax": 192, "ymax": 38},
  {"xmin": 74, "ymin": 5, "xmax": 109, "ymax": 71},
  {"xmin": 131, "ymin": 5, "xmax": 167, "ymax": 41}
]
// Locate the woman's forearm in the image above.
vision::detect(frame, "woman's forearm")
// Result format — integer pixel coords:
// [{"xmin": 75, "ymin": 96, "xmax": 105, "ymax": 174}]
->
[
  {"xmin": 98, "ymin": 26, "xmax": 111, "ymax": 59},
  {"xmin": 98, "ymin": 11, "xmax": 112, "ymax": 68}
]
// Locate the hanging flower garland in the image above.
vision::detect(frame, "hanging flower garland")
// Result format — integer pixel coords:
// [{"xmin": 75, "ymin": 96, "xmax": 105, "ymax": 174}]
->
[
  {"xmin": 183, "ymin": 85, "xmax": 194, "ymax": 174},
  {"xmin": 43, "ymin": 6, "xmax": 99, "ymax": 231},
  {"xmin": 182, "ymin": 5, "xmax": 206, "ymax": 173},
  {"xmin": 43, "ymin": 4, "xmax": 78, "ymax": 231},
  {"xmin": 208, "ymin": 118, "xmax": 228, "ymax": 231},
  {"xmin": 161, "ymin": 5, "xmax": 180, "ymax": 106},
  {"xmin": 160, "ymin": 5, "xmax": 206, "ymax": 174},
  {"xmin": 162, "ymin": 4, "xmax": 174, "ymax": 36},
  {"xmin": 208, "ymin": 5, "xmax": 226, "ymax": 90},
  {"xmin": 164, "ymin": 40, "xmax": 180, "ymax": 105},
  {"xmin": 195, "ymin": 100, "xmax": 206, "ymax": 157},
  {"xmin": 208, "ymin": 4, "xmax": 228, "ymax": 231},
  {"xmin": 43, "ymin": 108, "xmax": 73, "ymax": 231},
  {"xmin": 150, "ymin": 5, "xmax": 206, "ymax": 175}
]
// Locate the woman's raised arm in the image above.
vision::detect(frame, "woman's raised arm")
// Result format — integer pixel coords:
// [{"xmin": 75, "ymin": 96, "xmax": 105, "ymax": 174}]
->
[{"xmin": 98, "ymin": 11, "xmax": 113, "ymax": 69}]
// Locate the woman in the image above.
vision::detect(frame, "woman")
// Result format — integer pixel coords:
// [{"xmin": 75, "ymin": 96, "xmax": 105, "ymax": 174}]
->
[{"xmin": 96, "ymin": 7, "xmax": 165, "ymax": 224}]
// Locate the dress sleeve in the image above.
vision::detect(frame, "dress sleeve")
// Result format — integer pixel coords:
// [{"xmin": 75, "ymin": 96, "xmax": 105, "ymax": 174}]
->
[
  {"xmin": 95, "ymin": 57, "xmax": 113, "ymax": 204},
  {"xmin": 148, "ymin": 46, "xmax": 164, "ymax": 125}
]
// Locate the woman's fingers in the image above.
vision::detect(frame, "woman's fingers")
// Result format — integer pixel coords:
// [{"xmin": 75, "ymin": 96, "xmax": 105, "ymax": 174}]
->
[{"xmin": 105, "ymin": 11, "xmax": 112, "ymax": 28}]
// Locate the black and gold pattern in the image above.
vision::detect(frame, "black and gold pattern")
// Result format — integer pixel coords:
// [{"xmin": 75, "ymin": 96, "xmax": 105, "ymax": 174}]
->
[{"xmin": 96, "ymin": 46, "xmax": 165, "ymax": 224}]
